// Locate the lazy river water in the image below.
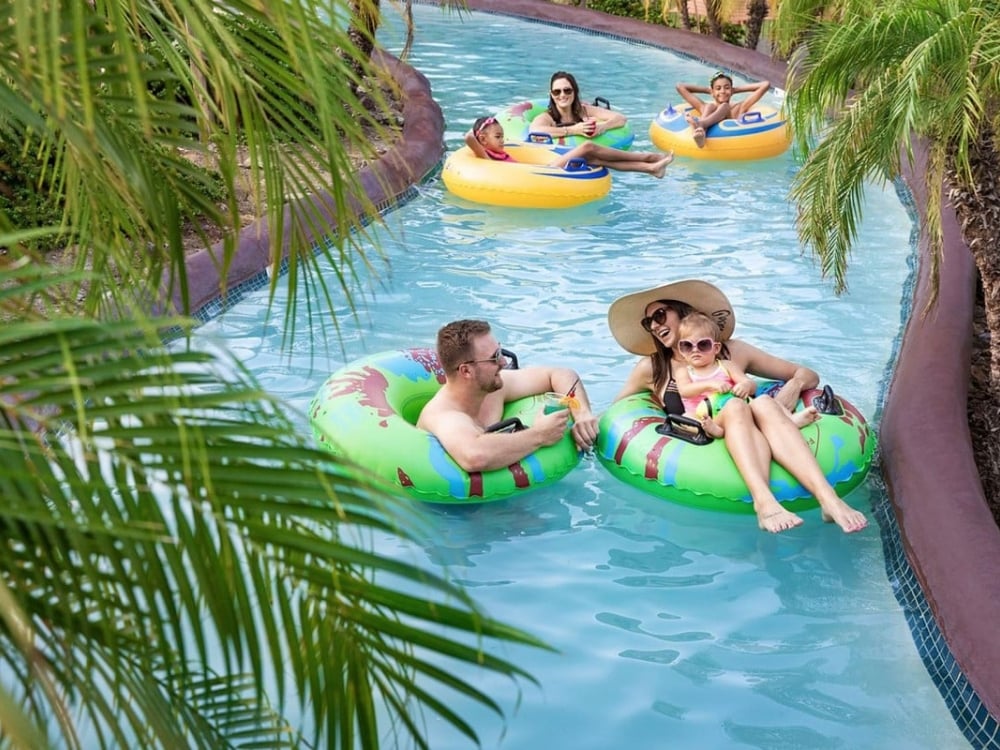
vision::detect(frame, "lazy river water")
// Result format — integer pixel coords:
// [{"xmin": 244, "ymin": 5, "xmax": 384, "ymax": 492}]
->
[{"xmin": 186, "ymin": 5, "xmax": 970, "ymax": 748}]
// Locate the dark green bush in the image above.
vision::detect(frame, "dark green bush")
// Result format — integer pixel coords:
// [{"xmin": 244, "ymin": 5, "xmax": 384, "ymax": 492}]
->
[
  {"xmin": 586, "ymin": 0, "xmax": 672, "ymax": 24},
  {"xmin": 0, "ymin": 133, "xmax": 226, "ymax": 253},
  {"xmin": 583, "ymin": 0, "xmax": 746, "ymax": 44},
  {"xmin": 0, "ymin": 139, "xmax": 66, "ymax": 251}
]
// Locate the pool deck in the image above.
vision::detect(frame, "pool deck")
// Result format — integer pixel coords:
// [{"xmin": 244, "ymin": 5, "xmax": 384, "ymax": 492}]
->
[{"xmin": 176, "ymin": 0, "xmax": 999, "ymax": 738}]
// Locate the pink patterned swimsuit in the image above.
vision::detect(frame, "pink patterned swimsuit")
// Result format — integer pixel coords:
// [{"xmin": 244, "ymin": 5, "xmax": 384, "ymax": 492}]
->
[{"xmin": 681, "ymin": 360, "xmax": 736, "ymax": 414}]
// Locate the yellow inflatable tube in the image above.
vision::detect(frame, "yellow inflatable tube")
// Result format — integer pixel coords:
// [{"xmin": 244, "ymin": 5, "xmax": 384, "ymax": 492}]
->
[
  {"xmin": 441, "ymin": 143, "xmax": 611, "ymax": 209},
  {"xmin": 649, "ymin": 103, "xmax": 790, "ymax": 161}
]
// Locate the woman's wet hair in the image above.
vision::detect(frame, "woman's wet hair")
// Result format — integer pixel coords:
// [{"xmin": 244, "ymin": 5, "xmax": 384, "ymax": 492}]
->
[{"xmin": 546, "ymin": 70, "xmax": 586, "ymax": 126}]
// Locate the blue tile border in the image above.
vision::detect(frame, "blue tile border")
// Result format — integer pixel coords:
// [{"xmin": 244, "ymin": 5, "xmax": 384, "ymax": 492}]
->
[{"xmin": 187, "ymin": 186, "xmax": 421, "ymax": 327}]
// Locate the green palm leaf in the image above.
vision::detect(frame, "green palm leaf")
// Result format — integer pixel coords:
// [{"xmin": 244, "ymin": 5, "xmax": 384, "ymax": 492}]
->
[
  {"xmin": 0, "ymin": 261, "xmax": 547, "ymax": 747},
  {"xmin": 775, "ymin": 0, "xmax": 1000, "ymax": 302},
  {"xmin": 0, "ymin": 1, "xmax": 553, "ymax": 746}
]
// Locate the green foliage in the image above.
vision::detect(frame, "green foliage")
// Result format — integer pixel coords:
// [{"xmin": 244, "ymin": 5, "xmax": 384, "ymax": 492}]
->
[
  {"xmin": 0, "ymin": 133, "xmax": 227, "ymax": 253},
  {"xmin": 0, "ymin": 1, "xmax": 547, "ymax": 747},
  {"xmin": 692, "ymin": 16, "xmax": 746, "ymax": 44},
  {"xmin": 773, "ymin": 0, "xmax": 1000, "ymax": 297},
  {"xmin": 587, "ymin": 0, "xmax": 746, "ymax": 41},
  {"xmin": 588, "ymin": 0, "xmax": 653, "ymax": 20},
  {"xmin": 0, "ymin": 138, "xmax": 63, "ymax": 250}
]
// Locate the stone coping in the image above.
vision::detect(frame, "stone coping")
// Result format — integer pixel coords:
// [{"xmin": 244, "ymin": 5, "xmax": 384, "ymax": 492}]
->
[{"xmin": 171, "ymin": 49, "xmax": 445, "ymax": 317}]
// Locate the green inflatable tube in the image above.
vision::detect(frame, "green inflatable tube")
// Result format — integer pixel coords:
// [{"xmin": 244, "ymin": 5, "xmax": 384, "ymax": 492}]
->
[
  {"xmin": 309, "ymin": 348, "xmax": 582, "ymax": 503},
  {"xmin": 595, "ymin": 383, "xmax": 876, "ymax": 512},
  {"xmin": 494, "ymin": 99, "xmax": 635, "ymax": 151}
]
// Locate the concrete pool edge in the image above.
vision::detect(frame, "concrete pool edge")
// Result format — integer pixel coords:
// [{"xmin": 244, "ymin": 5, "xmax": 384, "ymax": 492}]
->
[
  {"xmin": 173, "ymin": 49, "xmax": 445, "ymax": 317},
  {"xmin": 459, "ymin": 0, "xmax": 1000, "ymax": 737},
  {"xmin": 883, "ymin": 144, "xmax": 1000, "ymax": 722}
]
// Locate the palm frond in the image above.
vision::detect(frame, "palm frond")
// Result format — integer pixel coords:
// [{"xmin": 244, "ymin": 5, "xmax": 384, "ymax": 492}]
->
[
  {"xmin": 777, "ymin": 0, "xmax": 1000, "ymax": 296},
  {"xmin": 0, "ymin": 261, "xmax": 545, "ymax": 747}
]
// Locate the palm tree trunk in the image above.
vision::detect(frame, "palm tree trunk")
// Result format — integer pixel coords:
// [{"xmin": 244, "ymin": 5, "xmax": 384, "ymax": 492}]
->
[
  {"xmin": 347, "ymin": 0, "xmax": 381, "ymax": 97},
  {"xmin": 744, "ymin": 0, "xmax": 768, "ymax": 50},
  {"xmin": 705, "ymin": 0, "xmax": 723, "ymax": 38},
  {"xmin": 399, "ymin": 0, "xmax": 414, "ymax": 60},
  {"xmin": 678, "ymin": 0, "xmax": 693, "ymax": 29}
]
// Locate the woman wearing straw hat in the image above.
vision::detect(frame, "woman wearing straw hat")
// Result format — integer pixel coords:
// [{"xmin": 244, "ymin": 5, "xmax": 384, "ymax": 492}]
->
[{"xmin": 607, "ymin": 280, "xmax": 868, "ymax": 534}]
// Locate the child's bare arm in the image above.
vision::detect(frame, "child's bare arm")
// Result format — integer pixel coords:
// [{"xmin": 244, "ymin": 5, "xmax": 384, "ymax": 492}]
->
[
  {"xmin": 464, "ymin": 130, "xmax": 488, "ymax": 159},
  {"xmin": 731, "ymin": 80, "xmax": 770, "ymax": 117},
  {"xmin": 724, "ymin": 359, "xmax": 756, "ymax": 399},
  {"xmin": 675, "ymin": 82, "xmax": 707, "ymax": 111}
]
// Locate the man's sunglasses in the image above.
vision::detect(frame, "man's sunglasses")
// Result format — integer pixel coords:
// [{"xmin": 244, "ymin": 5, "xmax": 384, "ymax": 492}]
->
[{"xmin": 461, "ymin": 346, "xmax": 506, "ymax": 367}]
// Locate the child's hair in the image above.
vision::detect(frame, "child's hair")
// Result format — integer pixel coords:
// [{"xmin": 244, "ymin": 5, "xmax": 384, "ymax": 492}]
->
[
  {"xmin": 472, "ymin": 116, "xmax": 499, "ymax": 138},
  {"xmin": 678, "ymin": 311, "xmax": 721, "ymax": 341},
  {"xmin": 710, "ymin": 70, "xmax": 733, "ymax": 87}
]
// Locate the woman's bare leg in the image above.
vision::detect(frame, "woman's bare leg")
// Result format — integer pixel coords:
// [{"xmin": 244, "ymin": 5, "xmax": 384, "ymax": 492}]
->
[
  {"xmin": 749, "ymin": 397, "xmax": 868, "ymax": 533},
  {"xmin": 717, "ymin": 399, "xmax": 804, "ymax": 532},
  {"xmin": 550, "ymin": 143, "xmax": 674, "ymax": 177}
]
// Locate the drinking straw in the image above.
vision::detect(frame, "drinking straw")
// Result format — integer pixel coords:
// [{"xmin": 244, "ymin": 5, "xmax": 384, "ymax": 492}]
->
[{"xmin": 567, "ymin": 376, "xmax": 581, "ymax": 397}]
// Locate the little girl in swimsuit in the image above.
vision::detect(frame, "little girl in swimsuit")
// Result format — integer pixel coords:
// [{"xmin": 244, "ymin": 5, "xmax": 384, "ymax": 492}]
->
[
  {"xmin": 464, "ymin": 116, "xmax": 674, "ymax": 177},
  {"xmin": 674, "ymin": 312, "xmax": 819, "ymax": 438}
]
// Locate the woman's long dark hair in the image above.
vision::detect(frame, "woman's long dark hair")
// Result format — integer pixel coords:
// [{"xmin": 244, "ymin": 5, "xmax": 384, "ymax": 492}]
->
[
  {"xmin": 646, "ymin": 299, "xmax": 733, "ymax": 412},
  {"xmin": 546, "ymin": 71, "xmax": 586, "ymax": 126},
  {"xmin": 649, "ymin": 299, "xmax": 732, "ymax": 402}
]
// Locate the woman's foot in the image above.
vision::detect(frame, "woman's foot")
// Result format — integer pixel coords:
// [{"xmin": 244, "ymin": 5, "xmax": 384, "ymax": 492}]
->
[
  {"xmin": 756, "ymin": 503, "xmax": 804, "ymax": 533},
  {"xmin": 790, "ymin": 406, "xmax": 820, "ymax": 429},
  {"xmin": 819, "ymin": 497, "xmax": 868, "ymax": 533},
  {"xmin": 651, "ymin": 152, "xmax": 674, "ymax": 178}
]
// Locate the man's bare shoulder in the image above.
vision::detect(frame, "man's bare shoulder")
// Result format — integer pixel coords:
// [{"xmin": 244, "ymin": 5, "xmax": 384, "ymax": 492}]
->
[{"xmin": 416, "ymin": 388, "xmax": 453, "ymax": 431}]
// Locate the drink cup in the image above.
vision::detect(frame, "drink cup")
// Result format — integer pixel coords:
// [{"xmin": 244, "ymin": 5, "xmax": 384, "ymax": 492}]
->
[{"xmin": 543, "ymin": 392, "xmax": 569, "ymax": 415}]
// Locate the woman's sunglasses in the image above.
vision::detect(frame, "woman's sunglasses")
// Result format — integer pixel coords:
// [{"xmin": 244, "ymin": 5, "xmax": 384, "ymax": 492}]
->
[
  {"xmin": 551, "ymin": 87, "xmax": 574, "ymax": 96},
  {"xmin": 640, "ymin": 307, "xmax": 670, "ymax": 332},
  {"xmin": 677, "ymin": 338, "xmax": 717, "ymax": 355}
]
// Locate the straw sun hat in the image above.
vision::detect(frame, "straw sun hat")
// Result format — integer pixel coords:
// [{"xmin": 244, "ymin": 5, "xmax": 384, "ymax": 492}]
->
[{"xmin": 608, "ymin": 280, "xmax": 735, "ymax": 355}]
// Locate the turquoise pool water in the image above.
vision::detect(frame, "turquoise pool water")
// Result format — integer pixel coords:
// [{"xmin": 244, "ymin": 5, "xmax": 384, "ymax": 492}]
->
[{"xmin": 188, "ymin": 6, "xmax": 970, "ymax": 748}]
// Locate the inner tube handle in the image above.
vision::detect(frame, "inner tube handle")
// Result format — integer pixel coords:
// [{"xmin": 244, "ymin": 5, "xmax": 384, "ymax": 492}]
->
[
  {"xmin": 655, "ymin": 413, "xmax": 714, "ymax": 445},
  {"xmin": 741, "ymin": 111, "xmax": 764, "ymax": 123},
  {"xmin": 563, "ymin": 158, "xmax": 590, "ymax": 172},
  {"xmin": 500, "ymin": 348, "xmax": 519, "ymax": 370},
  {"xmin": 527, "ymin": 131, "xmax": 555, "ymax": 144},
  {"xmin": 593, "ymin": 96, "xmax": 611, "ymax": 110}
]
